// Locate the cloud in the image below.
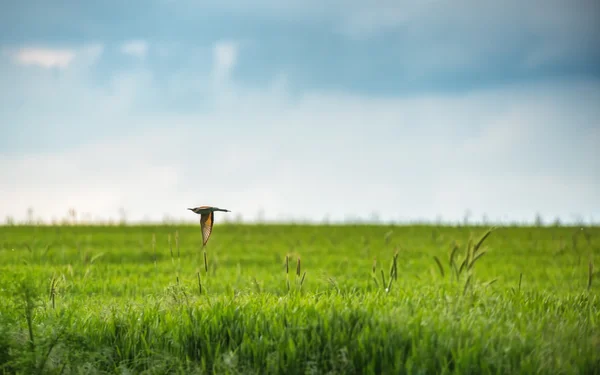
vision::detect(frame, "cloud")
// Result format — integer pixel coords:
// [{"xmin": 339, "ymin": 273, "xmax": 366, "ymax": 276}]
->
[
  {"xmin": 335, "ymin": 0, "xmax": 600, "ymax": 70},
  {"xmin": 1, "ymin": 55, "xmax": 598, "ymax": 224},
  {"xmin": 1, "ymin": 34, "xmax": 598, "ymax": 224},
  {"xmin": 120, "ymin": 40, "xmax": 149, "ymax": 58},
  {"xmin": 5, "ymin": 44, "xmax": 104, "ymax": 70},
  {"xmin": 3, "ymin": 0, "xmax": 597, "ymax": 98},
  {"xmin": 184, "ymin": 0, "xmax": 600, "ymax": 71},
  {"xmin": 9, "ymin": 47, "xmax": 76, "ymax": 69},
  {"xmin": 212, "ymin": 41, "xmax": 238, "ymax": 81}
]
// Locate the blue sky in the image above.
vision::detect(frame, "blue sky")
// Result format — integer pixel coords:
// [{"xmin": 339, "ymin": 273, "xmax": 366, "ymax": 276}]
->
[{"xmin": 1, "ymin": 0, "xmax": 599, "ymax": 224}]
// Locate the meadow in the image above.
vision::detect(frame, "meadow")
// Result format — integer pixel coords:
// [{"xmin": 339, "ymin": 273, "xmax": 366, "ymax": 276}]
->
[{"xmin": 0, "ymin": 223, "xmax": 599, "ymax": 374}]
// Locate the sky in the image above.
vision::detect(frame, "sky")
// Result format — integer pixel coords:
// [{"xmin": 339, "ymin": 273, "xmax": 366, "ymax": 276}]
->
[{"xmin": 1, "ymin": 0, "xmax": 599, "ymax": 225}]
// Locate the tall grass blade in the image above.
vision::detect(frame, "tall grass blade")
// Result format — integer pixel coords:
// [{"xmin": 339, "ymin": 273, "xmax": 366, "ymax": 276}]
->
[
  {"xmin": 197, "ymin": 271, "xmax": 202, "ymax": 295},
  {"xmin": 169, "ymin": 233, "xmax": 173, "ymax": 264},
  {"xmin": 252, "ymin": 277, "xmax": 261, "ymax": 293},
  {"xmin": 463, "ymin": 274, "xmax": 472, "ymax": 295},
  {"xmin": 327, "ymin": 277, "xmax": 340, "ymax": 293},
  {"xmin": 386, "ymin": 273, "xmax": 393, "ymax": 292},
  {"xmin": 449, "ymin": 243, "xmax": 459, "ymax": 266},
  {"xmin": 588, "ymin": 259, "xmax": 594, "ymax": 291},
  {"xmin": 518, "ymin": 272, "xmax": 523, "ymax": 292},
  {"xmin": 372, "ymin": 275, "xmax": 379, "ymax": 288},
  {"xmin": 468, "ymin": 251, "xmax": 487, "ymax": 270},
  {"xmin": 466, "ymin": 238, "xmax": 473, "ymax": 267},
  {"xmin": 176, "ymin": 230, "xmax": 180, "ymax": 259},
  {"xmin": 433, "ymin": 256, "xmax": 445, "ymax": 277},
  {"xmin": 48, "ymin": 274, "xmax": 57, "ymax": 310},
  {"xmin": 473, "ymin": 227, "xmax": 495, "ymax": 255},
  {"xmin": 389, "ymin": 251, "xmax": 399, "ymax": 281},
  {"xmin": 458, "ymin": 257, "xmax": 467, "ymax": 278},
  {"xmin": 449, "ymin": 243, "xmax": 459, "ymax": 280}
]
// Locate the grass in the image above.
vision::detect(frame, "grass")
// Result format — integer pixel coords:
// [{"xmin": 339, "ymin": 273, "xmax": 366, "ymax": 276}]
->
[{"xmin": 0, "ymin": 223, "xmax": 599, "ymax": 374}]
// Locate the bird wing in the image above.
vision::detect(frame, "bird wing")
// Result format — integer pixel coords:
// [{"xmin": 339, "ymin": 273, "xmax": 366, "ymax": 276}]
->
[
  {"xmin": 200, "ymin": 211, "xmax": 214, "ymax": 246},
  {"xmin": 191, "ymin": 206, "xmax": 212, "ymax": 214}
]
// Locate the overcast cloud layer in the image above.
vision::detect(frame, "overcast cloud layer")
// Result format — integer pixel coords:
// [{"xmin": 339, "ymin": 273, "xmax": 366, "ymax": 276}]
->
[{"xmin": 1, "ymin": 1, "xmax": 599, "ymax": 224}]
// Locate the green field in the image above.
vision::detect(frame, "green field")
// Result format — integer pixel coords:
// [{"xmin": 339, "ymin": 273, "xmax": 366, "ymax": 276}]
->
[{"xmin": 1, "ymin": 224, "xmax": 599, "ymax": 374}]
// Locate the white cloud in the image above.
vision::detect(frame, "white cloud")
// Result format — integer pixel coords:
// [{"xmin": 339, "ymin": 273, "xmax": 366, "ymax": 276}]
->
[
  {"xmin": 120, "ymin": 40, "xmax": 149, "ymax": 58},
  {"xmin": 1, "ymin": 61, "xmax": 598, "ymax": 224},
  {"xmin": 5, "ymin": 44, "xmax": 104, "ymax": 70},
  {"xmin": 1, "ymin": 36, "xmax": 598, "ymax": 225},
  {"xmin": 10, "ymin": 47, "xmax": 76, "ymax": 69},
  {"xmin": 212, "ymin": 40, "xmax": 238, "ymax": 81}
]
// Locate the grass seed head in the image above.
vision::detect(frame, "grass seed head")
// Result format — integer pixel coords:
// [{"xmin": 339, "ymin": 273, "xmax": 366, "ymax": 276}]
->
[
  {"xmin": 285, "ymin": 255, "xmax": 289, "ymax": 274},
  {"xmin": 588, "ymin": 259, "xmax": 594, "ymax": 290},
  {"xmin": 433, "ymin": 256, "xmax": 445, "ymax": 278}
]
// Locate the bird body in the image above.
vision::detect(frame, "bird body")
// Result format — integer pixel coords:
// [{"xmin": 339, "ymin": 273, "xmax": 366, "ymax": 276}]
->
[{"xmin": 187, "ymin": 206, "xmax": 231, "ymax": 246}]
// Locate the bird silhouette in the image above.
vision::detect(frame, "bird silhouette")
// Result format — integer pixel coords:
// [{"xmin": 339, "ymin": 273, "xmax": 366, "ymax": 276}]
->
[{"xmin": 187, "ymin": 206, "xmax": 231, "ymax": 246}]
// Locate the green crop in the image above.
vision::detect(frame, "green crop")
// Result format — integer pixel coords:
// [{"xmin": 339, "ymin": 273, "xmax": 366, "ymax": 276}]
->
[{"xmin": 0, "ymin": 224, "xmax": 598, "ymax": 374}]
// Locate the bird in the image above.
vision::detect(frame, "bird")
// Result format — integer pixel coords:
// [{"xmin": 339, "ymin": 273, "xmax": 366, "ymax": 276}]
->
[{"xmin": 187, "ymin": 206, "xmax": 231, "ymax": 246}]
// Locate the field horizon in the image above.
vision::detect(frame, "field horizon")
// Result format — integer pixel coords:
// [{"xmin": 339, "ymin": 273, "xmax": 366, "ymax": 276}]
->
[{"xmin": 1, "ymin": 223, "xmax": 599, "ymax": 374}]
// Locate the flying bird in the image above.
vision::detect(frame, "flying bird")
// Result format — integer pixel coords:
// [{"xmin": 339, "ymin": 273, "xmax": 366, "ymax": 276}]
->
[{"xmin": 187, "ymin": 206, "xmax": 231, "ymax": 246}]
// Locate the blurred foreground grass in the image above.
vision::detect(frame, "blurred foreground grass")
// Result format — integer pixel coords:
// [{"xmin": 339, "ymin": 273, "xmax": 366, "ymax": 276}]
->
[{"xmin": 0, "ymin": 224, "xmax": 599, "ymax": 374}]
